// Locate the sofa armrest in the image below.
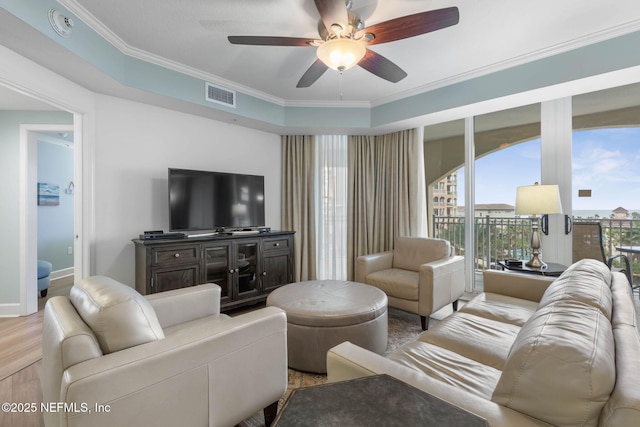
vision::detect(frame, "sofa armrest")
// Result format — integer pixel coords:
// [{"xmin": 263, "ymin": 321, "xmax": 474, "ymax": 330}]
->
[
  {"xmin": 327, "ymin": 342, "xmax": 550, "ymax": 427},
  {"xmin": 59, "ymin": 306, "xmax": 287, "ymax": 427},
  {"xmin": 145, "ymin": 283, "xmax": 221, "ymax": 329},
  {"xmin": 483, "ymin": 270, "xmax": 555, "ymax": 302},
  {"xmin": 355, "ymin": 251, "xmax": 394, "ymax": 282}
]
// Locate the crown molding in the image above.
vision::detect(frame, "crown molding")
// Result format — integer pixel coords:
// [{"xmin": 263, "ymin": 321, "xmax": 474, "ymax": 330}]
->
[
  {"xmin": 60, "ymin": 0, "xmax": 373, "ymax": 110},
  {"xmin": 283, "ymin": 98, "xmax": 371, "ymax": 108},
  {"xmin": 57, "ymin": 1, "xmax": 640, "ymax": 112},
  {"xmin": 59, "ymin": 0, "xmax": 288, "ymax": 107},
  {"xmin": 371, "ymin": 18, "xmax": 640, "ymax": 107}
]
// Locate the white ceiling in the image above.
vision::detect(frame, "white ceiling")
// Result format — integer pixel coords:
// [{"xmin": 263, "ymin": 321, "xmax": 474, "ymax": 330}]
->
[{"xmin": 58, "ymin": 0, "xmax": 640, "ymax": 105}]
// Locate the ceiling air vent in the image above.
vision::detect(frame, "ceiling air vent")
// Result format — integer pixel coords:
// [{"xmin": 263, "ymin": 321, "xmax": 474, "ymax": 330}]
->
[{"xmin": 205, "ymin": 82, "xmax": 236, "ymax": 108}]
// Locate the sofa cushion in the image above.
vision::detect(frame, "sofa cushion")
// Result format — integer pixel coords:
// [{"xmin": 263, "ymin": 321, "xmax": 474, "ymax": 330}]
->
[
  {"xmin": 418, "ymin": 312, "xmax": 521, "ymax": 370},
  {"xmin": 365, "ymin": 268, "xmax": 419, "ymax": 300},
  {"xmin": 539, "ymin": 258, "xmax": 613, "ymax": 320},
  {"xmin": 392, "ymin": 237, "xmax": 450, "ymax": 271},
  {"xmin": 70, "ymin": 276, "xmax": 165, "ymax": 354},
  {"xmin": 492, "ymin": 299, "xmax": 616, "ymax": 427},
  {"xmin": 388, "ymin": 340, "xmax": 502, "ymax": 400},
  {"xmin": 459, "ymin": 292, "xmax": 539, "ymax": 327}
]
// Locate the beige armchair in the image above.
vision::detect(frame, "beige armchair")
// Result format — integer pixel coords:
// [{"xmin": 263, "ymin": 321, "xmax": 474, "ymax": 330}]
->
[
  {"xmin": 41, "ymin": 276, "xmax": 288, "ymax": 427},
  {"xmin": 356, "ymin": 237, "xmax": 465, "ymax": 330}
]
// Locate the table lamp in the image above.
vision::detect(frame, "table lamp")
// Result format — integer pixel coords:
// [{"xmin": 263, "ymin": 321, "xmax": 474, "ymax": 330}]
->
[{"xmin": 515, "ymin": 182, "xmax": 563, "ymax": 268}]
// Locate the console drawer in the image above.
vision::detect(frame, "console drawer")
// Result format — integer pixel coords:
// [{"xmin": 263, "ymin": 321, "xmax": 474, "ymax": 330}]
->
[
  {"xmin": 152, "ymin": 245, "xmax": 200, "ymax": 265},
  {"xmin": 263, "ymin": 238, "xmax": 290, "ymax": 251}
]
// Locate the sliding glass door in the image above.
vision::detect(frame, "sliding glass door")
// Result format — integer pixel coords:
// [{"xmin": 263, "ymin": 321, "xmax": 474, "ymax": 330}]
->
[
  {"xmin": 427, "ymin": 81, "xmax": 640, "ymax": 291},
  {"xmin": 572, "ymin": 83, "xmax": 640, "ymax": 286}
]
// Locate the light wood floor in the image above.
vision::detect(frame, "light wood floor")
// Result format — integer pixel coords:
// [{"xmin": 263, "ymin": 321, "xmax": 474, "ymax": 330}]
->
[
  {"xmin": 0, "ymin": 277, "xmax": 72, "ymax": 427},
  {"xmin": 0, "ymin": 277, "xmax": 73, "ymax": 383},
  {"xmin": 0, "ymin": 311, "xmax": 43, "ymax": 382},
  {"xmin": 0, "ymin": 361, "xmax": 44, "ymax": 427}
]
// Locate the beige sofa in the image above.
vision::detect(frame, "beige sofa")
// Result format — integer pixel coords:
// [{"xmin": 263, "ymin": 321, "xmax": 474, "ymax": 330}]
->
[
  {"xmin": 42, "ymin": 277, "xmax": 288, "ymax": 427},
  {"xmin": 329, "ymin": 259, "xmax": 640, "ymax": 426},
  {"xmin": 356, "ymin": 237, "xmax": 465, "ymax": 330}
]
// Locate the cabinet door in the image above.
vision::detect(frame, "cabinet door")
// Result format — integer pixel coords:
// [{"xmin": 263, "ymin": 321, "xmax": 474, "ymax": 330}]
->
[
  {"xmin": 204, "ymin": 244, "xmax": 233, "ymax": 304},
  {"xmin": 235, "ymin": 241, "xmax": 260, "ymax": 299},
  {"xmin": 262, "ymin": 251, "xmax": 292, "ymax": 292},
  {"xmin": 151, "ymin": 264, "xmax": 201, "ymax": 293}
]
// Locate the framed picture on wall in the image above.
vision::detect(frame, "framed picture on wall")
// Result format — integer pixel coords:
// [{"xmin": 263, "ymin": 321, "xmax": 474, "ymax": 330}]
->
[{"xmin": 38, "ymin": 183, "xmax": 60, "ymax": 206}]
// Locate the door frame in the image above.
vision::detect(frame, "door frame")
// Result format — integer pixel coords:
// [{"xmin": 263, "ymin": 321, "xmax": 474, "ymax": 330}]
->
[{"xmin": 1, "ymin": 44, "xmax": 94, "ymax": 317}]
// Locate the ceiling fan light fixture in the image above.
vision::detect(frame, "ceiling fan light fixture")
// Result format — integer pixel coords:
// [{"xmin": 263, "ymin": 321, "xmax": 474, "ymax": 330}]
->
[{"xmin": 316, "ymin": 38, "xmax": 365, "ymax": 72}]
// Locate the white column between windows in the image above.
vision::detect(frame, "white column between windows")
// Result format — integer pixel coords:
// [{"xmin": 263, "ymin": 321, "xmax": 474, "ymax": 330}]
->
[
  {"xmin": 464, "ymin": 117, "xmax": 476, "ymax": 292},
  {"xmin": 541, "ymin": 98, "xmax": 573, "ymax": 266}
]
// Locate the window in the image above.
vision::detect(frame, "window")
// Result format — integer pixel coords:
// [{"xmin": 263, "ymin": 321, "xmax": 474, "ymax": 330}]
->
[{"xmin": 315, "ymin": 135, "xmax": 348, "ymax": 280}]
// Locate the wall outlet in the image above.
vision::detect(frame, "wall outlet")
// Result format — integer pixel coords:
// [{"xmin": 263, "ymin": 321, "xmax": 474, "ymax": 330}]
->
[{"xmin": 67, "ymin": 246, "xmax": 73, "ymax": 255}]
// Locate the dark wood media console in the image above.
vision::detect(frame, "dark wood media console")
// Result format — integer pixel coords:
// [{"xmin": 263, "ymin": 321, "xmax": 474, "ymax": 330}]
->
[{"xmin": 133, "ymin": 231, "xmax": 295, "ymax": 311}]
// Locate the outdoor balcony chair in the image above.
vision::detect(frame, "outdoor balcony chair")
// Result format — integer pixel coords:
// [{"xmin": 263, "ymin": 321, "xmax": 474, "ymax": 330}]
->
[{"xmin": 572, "ymin": 221, "xmax": 634, "ymax": 289}]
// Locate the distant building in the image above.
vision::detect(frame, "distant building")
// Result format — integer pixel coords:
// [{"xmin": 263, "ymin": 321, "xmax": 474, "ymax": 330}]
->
[
  {"xmin": 613, "ymin": 206, "xmax": 629, "ymax": 219},
  {"xmin": 433, "ymin": 174, "xmax": 458, "ymax": 217},
  {"xmin": 609, "ymin": 206, "xmax": 631, "ymax": 227},
  {"xmin": 457, "ymin": 204, "xmax": 516, "ymax": 218}
]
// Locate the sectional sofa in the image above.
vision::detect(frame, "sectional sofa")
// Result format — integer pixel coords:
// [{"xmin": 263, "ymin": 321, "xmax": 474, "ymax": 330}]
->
[{"xmin": 327, "ymin": 259, "xmax": 640, "ymax": 426}]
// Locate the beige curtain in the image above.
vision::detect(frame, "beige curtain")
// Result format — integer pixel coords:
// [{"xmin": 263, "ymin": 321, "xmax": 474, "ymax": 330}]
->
[
  {"xmin": 347, "ymin": 128, "xmax": 426, "ymax": 280},
  {"xmin": 281, "ymin": 135, "xmax": 316, "ymax": 281}
]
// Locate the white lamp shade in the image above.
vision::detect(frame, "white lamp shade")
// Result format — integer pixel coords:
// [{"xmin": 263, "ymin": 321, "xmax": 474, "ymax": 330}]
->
[
  {"xmin": 515, "ymin": 184, "xmax": 563, "ymax": 215},
  {"xmin": 317, "ymin": 38, "xmax": 366, "ymax": 71}
]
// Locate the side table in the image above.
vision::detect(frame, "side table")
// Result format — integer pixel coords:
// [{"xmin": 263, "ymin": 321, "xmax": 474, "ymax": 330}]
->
[
  {"xmin": 497, "ymin": 260, "xmax": 567, "ymax": 277},
  {"xmin": 272, "ymin": 374, "xmax": 488, "ymax": 426}
]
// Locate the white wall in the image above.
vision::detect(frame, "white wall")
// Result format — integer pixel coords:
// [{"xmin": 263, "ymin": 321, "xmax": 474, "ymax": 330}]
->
[
  {"xmin": 92, "ymin": 95, "xmax": 282, "ymax": 284},
  {"xmin": 0, "ymin": 45, "xmax": 282, "ymax": 314}
]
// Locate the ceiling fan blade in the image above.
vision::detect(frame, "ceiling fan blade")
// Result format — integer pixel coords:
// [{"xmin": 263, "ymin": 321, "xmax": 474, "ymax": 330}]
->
[
  {"xmin": 358, "ymin": 49, "xmax": 407, "ymax": 83},
  {"xmin": 359, "ymin": 7, "xmax": 459, "ymax": 46},
  {"xmin": 314, "ymin": 0, "xmax": 349, "ymax": 35},
  {"xmin": 297, "ymin": 59, "xmax": 329, "ymax": 88},
  {"xmin": 228, "ymin": 36, "xmax": 317, "ymax": 47}
]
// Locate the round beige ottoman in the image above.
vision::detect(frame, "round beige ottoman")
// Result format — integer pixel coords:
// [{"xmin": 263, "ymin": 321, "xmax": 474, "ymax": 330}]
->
[{"xmin": 266, "ymin": 280, "xmax": 388, "ymax": 374}]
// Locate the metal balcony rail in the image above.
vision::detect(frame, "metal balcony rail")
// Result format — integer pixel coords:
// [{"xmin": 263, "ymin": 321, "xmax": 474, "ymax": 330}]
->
[{"xmin": 433, "ymin": 215, "xmax": 640, "ymax": 274}]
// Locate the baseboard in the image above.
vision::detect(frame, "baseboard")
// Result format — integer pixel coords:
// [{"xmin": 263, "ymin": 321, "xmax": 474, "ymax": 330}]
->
[
  {"xmin": 51, "ymin": 267, "xmax": 74, "ymax": 281},
  {"xmin": 0, "ymin": 303, "xmax": 21, "ymax": 317}
]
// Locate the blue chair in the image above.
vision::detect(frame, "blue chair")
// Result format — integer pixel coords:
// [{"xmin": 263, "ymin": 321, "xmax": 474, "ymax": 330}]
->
[{"xmin": 38, "ymin": 260, "xmax": 52, "ymax": 297}]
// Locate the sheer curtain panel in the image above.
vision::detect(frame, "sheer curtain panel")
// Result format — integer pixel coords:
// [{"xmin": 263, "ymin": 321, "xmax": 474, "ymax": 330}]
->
[{"xmin": 315, "ymin": 135, "xmax": 348, "ymax": 280}]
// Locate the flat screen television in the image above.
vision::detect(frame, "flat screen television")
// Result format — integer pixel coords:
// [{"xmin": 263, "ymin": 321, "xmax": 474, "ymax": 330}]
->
[{"xmin": 168, "ymin": 168, "xmax": 265, "ymax": 231}]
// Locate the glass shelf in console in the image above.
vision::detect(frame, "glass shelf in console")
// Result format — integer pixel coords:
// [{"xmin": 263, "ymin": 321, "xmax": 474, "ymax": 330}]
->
[
  {"xmin": 205, "ymin": 240, "xmax": 260, "ymax": 302},
  {"xmin": 206, "ymin": 245, "xmax": 231, "ymax": 300},
  {"xmin": 236, "ymin": 242, "xmax": 258, "ymax": 297}
]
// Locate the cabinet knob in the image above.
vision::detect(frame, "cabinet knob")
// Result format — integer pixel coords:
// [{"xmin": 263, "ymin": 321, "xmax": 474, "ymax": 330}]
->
[
  {"xmin": 174, "ymin": 253, "xmax": 180, "ymax": 258},
  {"xmin": 274, "ymin": 243, "xmax": 280, "ymax": 247},
  {"xmin": 262, "ymin": 272, "xmax": 267, "ymax": 276},
  {"xmin": 229, "ymin": 269, "xmax": 234, "ymax": 274}
]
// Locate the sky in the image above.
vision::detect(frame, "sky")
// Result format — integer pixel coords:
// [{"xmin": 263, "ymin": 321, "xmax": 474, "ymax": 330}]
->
[{"xmin": 457, "ymin": 127, "xmax": 640, "ymax": 213}]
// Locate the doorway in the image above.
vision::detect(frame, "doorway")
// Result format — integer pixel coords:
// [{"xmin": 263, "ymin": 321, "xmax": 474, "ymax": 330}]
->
[
  {"xmin": 35, "ymin": 130, "xmax": 75, "ymax": 306},
  {"xmin": 21, "ymin": 124, "xmax": 76, "ymax": 315},
  {"xmin": 0, "ymin": 56, "xmax": 90, "ymax": 318}
]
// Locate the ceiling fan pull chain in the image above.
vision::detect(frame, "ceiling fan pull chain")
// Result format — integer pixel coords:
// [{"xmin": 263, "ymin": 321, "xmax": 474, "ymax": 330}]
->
[{"xmin": 339, "ymin": 70, "xmax": 344, "ymax": 100}]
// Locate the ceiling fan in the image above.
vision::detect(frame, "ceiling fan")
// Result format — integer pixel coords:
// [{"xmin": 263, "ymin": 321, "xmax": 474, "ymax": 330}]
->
[{"xmin": 228, "ymin": 0, "xmax": 459, "ymax": 88}]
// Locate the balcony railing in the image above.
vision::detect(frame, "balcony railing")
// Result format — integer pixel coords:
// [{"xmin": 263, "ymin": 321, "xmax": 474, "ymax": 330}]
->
[{"xmin": 433, "ymin": 216, "xmax": 640, "ymax": 279}]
